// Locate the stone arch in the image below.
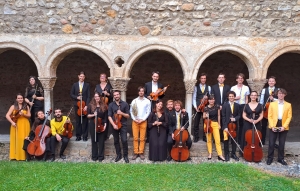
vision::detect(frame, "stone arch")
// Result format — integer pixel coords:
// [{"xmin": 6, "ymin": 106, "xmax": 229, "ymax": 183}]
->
[
  {"xmin": 45, "ymin": 43, "xmax": 113, "ymax": 77},
  {"xmin": 124, "ymin": 44, "xmax": 189, "ymax": 79},
  {"xmin": 262, "ymin": 45, "xmax": 300, "ymax": 78},
  {"xmin": 192, "ymin": 45, "xmax": 259, "ymax": 80},
  {"xmin": 0, "ymin": 42, "xmax": 41, "ymax": 74}
]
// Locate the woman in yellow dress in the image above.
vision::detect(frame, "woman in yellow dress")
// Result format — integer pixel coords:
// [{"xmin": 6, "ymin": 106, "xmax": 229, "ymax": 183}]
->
[{"xmin": 6, "ymin": 93, "xmax": 31, "ymax": 161}]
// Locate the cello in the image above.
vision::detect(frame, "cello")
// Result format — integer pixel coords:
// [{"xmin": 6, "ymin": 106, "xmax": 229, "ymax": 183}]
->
[
  {"xmin": 243, "ymin": 110, "xmax": 263, "ymax": 162},
  {"xmin": 27, "ymin": 109, "xmax": 52, "ymax": 157},
  {"xmin": 171, "ymin": 112, "xmax": 190, "ymax": 162},
  {"xmin": 150, "ymin": 85, "xmax": 170, "ymax": 101},
  {"xmin": 62, "ymin": 106, "xmax": 73, "ymax": 139}
]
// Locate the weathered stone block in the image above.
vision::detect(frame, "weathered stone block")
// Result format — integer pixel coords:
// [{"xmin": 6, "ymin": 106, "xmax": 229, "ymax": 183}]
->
[
  {"xmin": 181, "ymin": 3, "xmax": 194, "ymax": 11},
  {"xmin": 107, "ymin": 10, "xmax": 116, "ymax": 18},
  {"xmin": 62, "ymin": 24, "xmax": 73, "ymax": 34},
  {"xmin": 139, "ymin": 26, "xmax": 150, "ymax": 36}
]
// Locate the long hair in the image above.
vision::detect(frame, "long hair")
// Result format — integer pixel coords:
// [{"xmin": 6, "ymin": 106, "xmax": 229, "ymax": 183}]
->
[
  {"xmin": 153, "ymin": 99, "xmax": 164, "ymax": 114},
  {"xmin": 26, "ymin": 76, "xmax": 43, "ymax": 92},
  {"xmin": 89, "ymin": 92, "xmax": 107, "ymax": 112},
  {"xmin": 14, "ymin": 93, "xmax": 27, "ymax": 110}
]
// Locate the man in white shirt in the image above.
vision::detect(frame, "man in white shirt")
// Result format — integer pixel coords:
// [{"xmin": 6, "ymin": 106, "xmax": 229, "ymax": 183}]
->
[
  {"xmin": 130, "ymin": 86, "xmax": 151, "ymax": 160},
  {"xmin": 230, "ymin": 73, "xmax": 250, "ymax": 144}
]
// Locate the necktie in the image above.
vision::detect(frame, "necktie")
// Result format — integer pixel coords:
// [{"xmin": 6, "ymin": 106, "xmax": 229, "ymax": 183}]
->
[
  {"xmin": 219, "ymin": 84, "xmax": 224, "ymax": 87},
  {"xmin": 201, "ymin": 86, "xmax": 204, "ymax": 93},
  {"xmin": 177, "ymin": 114, "xmax": 180, "ymax": 129},
  {"xmin": 231, "ymin": 103, "xmax": 234, "ymax": 113},
  {"xmin": 79, "ymin": 83, "xmax": 83, "ymax": 93},
  {"xmin": 269, "ymin": 88, "xmax": 273, "ymax": 95}
]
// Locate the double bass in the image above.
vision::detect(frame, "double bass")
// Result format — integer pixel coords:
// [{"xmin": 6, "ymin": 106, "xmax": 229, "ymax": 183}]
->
[
  {"xmin": 150, "ymin": 85, "xmax": 170, "ymax": 101},
  {"xmin": 243, "ymin": 110, "xmax": 263, "ymax": 162},
  {"xmin": 27, "ymin": 109, "xmax": 52, "ymax": 157},
  {"xmin": 62, "ymin": 106, "xmax": 73, "ymax": 139},
  {"xmin": 171, "ymin": 112, "xmax": 190, "ymax": 162}
]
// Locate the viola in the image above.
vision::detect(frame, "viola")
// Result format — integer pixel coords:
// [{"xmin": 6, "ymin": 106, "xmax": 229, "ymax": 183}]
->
[
  {"xmin": 62, "ymin": 106, "xmax": 73, "ymax": 139},
  {"xmin": 203, "ymin": 112, "xmax": 213, "ymax": 134},
  {"xmin": 10, "ymin": 105, "xmax": 27, "ymax": 123},
  {"xmin": 227, "ymin": 116, "xmax": 237, "ymax": 138},
  {"xmin": 243, "ymin": 111, "xmax": 263, "ymax": 162},
  {"xmin": 95, "ymin": 117, "xmax": 105, "ymax": 133},
  {"xmin": 27, "ymin": 109, "xmax": 52, "ymax": 157},
  {"xmin": 150, "ymin": 85, "xmax": 170, "ymax": 101},
  {"xmin": 171, "ymin": 112, "xmax": 190, "ymax": 162},
  {"xmin": 102, "ymin": 88, "xmax": 109, "ymax": 106},
  {"xmin": 77, "ymin": 93, "xmax": 87, "ymax": 116},
  {"xmin": 114, "ymin": 104, "xmax": 122, "ymax": 129},
  {"xmin": 198, "ymin": 92, "xmax": 208, "ymax": 112}
]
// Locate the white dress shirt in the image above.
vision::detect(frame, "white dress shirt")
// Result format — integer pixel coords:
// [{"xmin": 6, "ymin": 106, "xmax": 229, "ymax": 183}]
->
[
  {"xmin": 130, "ymin": 96, "xmax": 151, "ymax": 121},
  {"xmin": 152, "ymin": 81, "xmax": 158, "ymax": 93},
  {"xmin": 278, "ymin": 101, "xmax": 284, "ymax": 120},
  {"xmin": 230, "ymin": 85, "xmax": 250, "ymax": 104}
]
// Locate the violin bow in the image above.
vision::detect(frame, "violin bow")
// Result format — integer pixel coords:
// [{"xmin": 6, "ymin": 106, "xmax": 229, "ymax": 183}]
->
[
  {"xmin": 30, "ymin": 84, "xmax": 38, "ymax": 112},
  {"xmin": 95, "ymin": 108, "xmax": 97, "ymax": 142},
  {"xmin": 175, "ymin": 112, "xmax": 196, "ymax": 137},
  {"xmin": 226, "ymin": 130, "xmax": 244, "ymax": 154},
  {"xmin": 252, "ymin": 113, "xmax": 263, "ymax": 147}
]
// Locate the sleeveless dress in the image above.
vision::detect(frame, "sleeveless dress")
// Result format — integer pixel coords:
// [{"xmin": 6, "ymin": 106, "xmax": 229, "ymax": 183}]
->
[{"xmin": 10, "ymin": 110, "xmax": 30, "ymax": 160}]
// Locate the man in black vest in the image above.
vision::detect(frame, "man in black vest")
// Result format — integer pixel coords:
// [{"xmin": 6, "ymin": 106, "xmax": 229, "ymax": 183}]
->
[
  {"xmin": 70, "ymin": 71, "xmax": 90, "ymax": 141},
  {"xmin": 259, "ymin": 76, "xmax": 279, "ymax": 146},
  {"xmin": 192, "ymin": 73, "xmax": 211, "ymax": 142}
]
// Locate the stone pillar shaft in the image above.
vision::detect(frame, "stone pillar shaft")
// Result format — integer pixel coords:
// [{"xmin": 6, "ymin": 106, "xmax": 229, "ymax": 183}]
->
[
  {"xmin": 38, "ymin": 77, "xmax": 57, "ymax": 117},
  {"xmin": 246, "ymin": 78, "xmax": 267, "ymax": 101},
  {"xmin": 184, "ymin": 79, "xmax": 197, "ymax": 134}
]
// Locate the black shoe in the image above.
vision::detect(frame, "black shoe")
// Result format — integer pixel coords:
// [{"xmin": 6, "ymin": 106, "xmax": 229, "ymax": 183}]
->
[
  {"xmin": 225, "ymin": 154, "xmax": 230, "ymax": 161},
  {"xmin": 274, "ymin": 144, "xmax": 279, "ymax": 149},
  {"xmin": 267, "ymin": 158, "xmax": 273, "ymax": 165},
  {"xmin": 277, "ymin": 159, "xmax": 287, "ymax": 165},
  {"xmin": 218, "ymin": 156, "xmax": 225, "ymax": 161},
  {"xmin": 50, "ymin": 155, "xmax": 55, "ymax": 162},
  {"xmin": 42, "ymin": 154, "xmax": 47, "ymax": 161},
  {"xmin": 99, "ymin": 159, "xmax": 103, "ymax": 162},
  {"xmin": 60, "ymin": 154, "xmax": 66, "ymax": 159},
  {"xmin": 231, "ymin": 154, "xmax": 239, "ymax": 161},
  {"xmin": 83, "ymin": 137, "xmax": 88, "ymax": 141},
  {"xmin": 193, "ymin": 138, "xmax": 199, "ymax": 143},
  {"xmin": 75, "ymin": 137, "xmax": 81, "ymax": 141},
  {"xmin": 115, "ymin": 155, "xmax": 122, "ymax": 162},
  {"xmin": 124, "ymin": 156, "xmax": 129, "ymax": 163},
  {"xmin": 167, "ymin": 156, "xmax": 172, "ymax": 161}
]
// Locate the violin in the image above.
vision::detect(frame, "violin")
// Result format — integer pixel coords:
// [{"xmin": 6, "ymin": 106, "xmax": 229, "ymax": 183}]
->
[
  {"xmin": 62, "ymin": 106, "xmax": 73, "ymax": 139},
  {"xmin": 198, "ymin": 92, "xmax": 208, "ymax": 112},
  {"xmin": 10, "ymin": 105, "xmax": 27, "ymax": 123},
  {"xmin": 243, "ymin": 110, "xmax": 263, "ymax": 162},
  {"xmin": 203, "ymin": 112, "xmax": 213, "ymax": 134},
  {"xmin": 101, "ymin": 88, "xmax": 109, "ymax": 106},
  {"xmin": 114, "ymin": 104, "xmax": 122, "ymax": 129},
  {"xmin": 150, "ymin": 85, "xmax": 170, "ymax": 101},
  {"xmin": 77, "ymin": 93, "xmax": 87, "ymax": 116},
  {"xmin": 263, "ymin": 91, "xmax": 273, "ymax": 119},
  {"xmin": 27, "ymin": 109, "xmax": 52, "ymax": 157},
  {"xmin": 95, "ymin": 117, "xmax": 105, "ymax": 133},
  {"xmin": 227, "ymin": 115, "xmax": 237, "ymax": 138}
]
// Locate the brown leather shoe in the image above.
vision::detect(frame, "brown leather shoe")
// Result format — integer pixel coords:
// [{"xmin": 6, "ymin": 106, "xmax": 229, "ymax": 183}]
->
[
  {"xmin": 132, "ymin": 154, "xmax": 138, "ymax": 160},
  {"xmin": 139, "ymin": 154, "xmax": 145, "ymax": 160}
]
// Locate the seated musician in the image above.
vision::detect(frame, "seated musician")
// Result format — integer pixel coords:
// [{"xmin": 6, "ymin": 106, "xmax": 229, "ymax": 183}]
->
[
  {"xmin": 49, "ymin": 108, "xmax": 74, "ymax": 162},
  {"xmin": 222, "ymin": 91, "xmax": 240, "ymax": 161},
  {"xmin": 23, "ymin": 110, "xmax": 51, "ymax": 161},
  {"xmin": 167, "ymin": 100, "xmax": 192, "ymax": 161}
]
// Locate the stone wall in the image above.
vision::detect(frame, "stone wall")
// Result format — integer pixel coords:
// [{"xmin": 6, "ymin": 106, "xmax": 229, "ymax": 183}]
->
[{"xmin": 1, "ymin": 0, "xmax": 300, "ymax": 37}]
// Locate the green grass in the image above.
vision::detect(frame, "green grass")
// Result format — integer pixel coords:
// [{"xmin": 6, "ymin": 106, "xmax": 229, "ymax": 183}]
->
[{"xmin": 0, "ymin": 161, "xmax": 299, "ymax": 191}]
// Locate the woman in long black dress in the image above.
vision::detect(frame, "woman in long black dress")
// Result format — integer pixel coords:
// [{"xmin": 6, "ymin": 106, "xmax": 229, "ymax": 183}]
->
[
  {"xmin": 241, "ymin": 91, "xmax": 263, "ymax": 155},
  {"xmin": 94, "ymin": 73, "xmax": 113, "ymax": 140},
  {"xmin": 148, "ymin": 100, "xmax": 168, "ymax": 161},
  {"xmin": 24, "ymin": 76, "xmax": 44, "ymax": 124},
  {"xmin": 87, "ymin": 92, "xmax": 108, "ymax": 162}
]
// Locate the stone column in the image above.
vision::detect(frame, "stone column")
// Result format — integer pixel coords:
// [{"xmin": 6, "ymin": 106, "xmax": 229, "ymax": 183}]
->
[
  {"xmin": 246, "ymin": 78, "xmax": 267, "ymax": 100},
  {"xmin": 38, "ymin": 77, "xmax": 57, "ymax": 116},
  {"xmin": 108, "ymin": 77, "xmax": 131, "ymax": 101},
  {"xmin": 184, "ymin": 79, "xmax": 197, "ymax": 134}
]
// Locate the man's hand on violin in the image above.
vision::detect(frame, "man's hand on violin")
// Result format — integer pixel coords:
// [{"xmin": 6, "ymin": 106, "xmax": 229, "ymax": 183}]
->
[
  {"xmin": 113, "ymin": 124, "xmax": 119, "ymax": 130},
  {"xmin": 269, "ymin": 95, "xmax": 274, "ymax": 100},
  {"xmin": 180, "ymin": 127, "xmax": 185, "ymax": 131},
  {"xmin": 83, "ymin": 106, "xmax": 87, "ymax": 111},
  {"xmin": 117, "ymin": 110, "xmax": 123, "ymax": 115},
  {"xmin": 203, "ymin": 95, "xmax": 208, "ymax": 99},
  {"xmin": 147, "ymin": 96, "xmax": 152, "ymax": 100},
  {"xmin": 172, "ymin": 133, "xmax": 174, "ymax": 140},
  {"xmin": 77, "ymin": 96, "xmax": 82, "ymax": 100},
  {"xmin": 230, "ymin": 117, "xmax": 235, "ymax": 122},
  {"xmin": 195, "ymin": 107, "xmax": 200, "ymax": 112},
  {"xmin": 163, "ymin": 87, "xmax": 168, "ymax": 92}
]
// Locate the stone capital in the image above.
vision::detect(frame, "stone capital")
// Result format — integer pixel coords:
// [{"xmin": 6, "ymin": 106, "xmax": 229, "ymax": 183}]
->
[
  {"xmin": 246, "ymin": 79, "xmax": 267, "ymax": 94},
  {"xmin": 38, "ymin": 77, "xmax": 57, "ymax": 90},
  {"xmin": 108, "ymin": 77, "xmax": 131, "ymax": 91},
  {"xmin": 184, "ymin": 79, "xmax": 197, "ymax": 94}
]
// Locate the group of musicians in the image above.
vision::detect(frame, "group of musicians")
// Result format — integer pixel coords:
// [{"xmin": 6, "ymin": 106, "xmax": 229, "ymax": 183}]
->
[{"xmin": 5, "ymin": 71, "xmax": 292, "ymax": 165}]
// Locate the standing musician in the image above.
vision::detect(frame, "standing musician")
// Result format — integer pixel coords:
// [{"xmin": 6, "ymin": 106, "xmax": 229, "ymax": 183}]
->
[
  {"xmin": 23, "ymin": 110, "xmax": 51, "ymax": 161},
  {"xmin": 94, "ymin": 73, "xmax": 113, "ymax": 140},
  {"xmin": 50, "ymin": 108, "xmax": 74, "ymax": 161},
  {"xmin": 203, "ymin": 95, "xmax": 225, "ymax": 161},
  {"xmin": 222, "ymin": 91, "xmax": 240, "ymax": 161},
  {"xmin": 6, "ymin": 93, "xmax": 31, "ymax": 161},
  {"xmin": 24, "ymin": 76, "xmax": 44, "ymax": 124},
  {"xmin": 211, "ymin": 73, "xmax": 231, "ymax": 142},
  {"xmin": 108, "ymin": 90, "xmax": 130, "ymax": 163},
  {"xmin": 87, "ymin": 92, "xmax": 108, "ymax": 162},
  {"xmin": 70, "ymin": 71, "xmax": 90, "ymax": 141},
  {"xmin": 130, "ymin": 86, "xmax": 151, "ymax": 160},
  {"xmin": 230, "ymin": 73, "xmax": 250, "ymax": 144},
  {"xmin": 192, "ymin": 73, "xmax": 211, "ymax": 143},
  {"xmin": 259, "ymin": 76, "xmax": 279, "ymax": 146},
  {"xmin": 267, "ymin": 89, "xmax": 292, "ymax": 166},
  {"xmin": 144, "ymin": 71, "xmax": 168, "ymax": 142},
  {"xmin": 167, "ymin": 100, "xmax": 192, "ymax": 161}
]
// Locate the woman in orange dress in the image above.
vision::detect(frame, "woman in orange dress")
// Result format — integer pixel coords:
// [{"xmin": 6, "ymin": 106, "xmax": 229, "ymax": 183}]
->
[{"xmin": 6, "ymin": 93, "xmax": 31, "ymax": 161}]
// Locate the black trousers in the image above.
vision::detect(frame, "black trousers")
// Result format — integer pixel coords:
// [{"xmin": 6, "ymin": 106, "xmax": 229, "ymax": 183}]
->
[
  {"xmin": 90, "ymin": 123, "xmax": 105, "ymax": 160},
  {"xmin": 74, "ymin": 106, "xmax": 88, "ymax": 139},
  {"xmin": 50, "ymin": 135, "xmax": 69, "ymax": 156},
  {"xmin": 237, "ymin": 104, "xmax": 245, "ymax": 144},
  {"xmin": 113, "ymin": 126, "xmax": 128, "ymax": 157},
  {"xmin": 268, "ymin": 120, "xmax": 288, "ymax": 160},
  {"xmin": 224, "ymin": 137, "xmax": 237, "ymax": 155},
  {"xmin": 167, "ymin": 132, "xmax": 192, "ymax": 156},
  {"xmin": 193, "ymin": 111, "xmax": 205, "ymax": 140},
  {"xmin": 261, "ymin": 118, "xmax": 268, "ymax": 145}
]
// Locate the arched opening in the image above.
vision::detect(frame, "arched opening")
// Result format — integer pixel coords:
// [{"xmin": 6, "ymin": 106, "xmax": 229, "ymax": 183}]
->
[
  {"xmin": 0, "ymin": 49, "xmax": 38, "ymax": 134},
  {"xmin": 126, "ymin": 50, "xmax": 186, "ymax": 105},
  {"xmin": 53, "ymin": 50, "xmax": 110, "ymax": 119},
  {"xmin": 266, "ymin": 53, "xmax": 300, "ymax": 141}
]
